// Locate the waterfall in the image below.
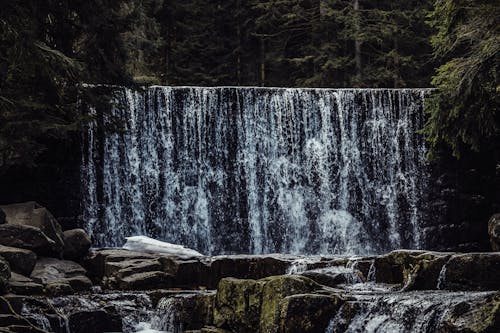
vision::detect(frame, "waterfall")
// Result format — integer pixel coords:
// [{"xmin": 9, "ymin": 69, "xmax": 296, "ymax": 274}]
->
[
  {"xmin": 81, "ymin": 86, "xmax": 430, "ymax": 255},
  {"xmin": 324, "ymin": 291, "xmax": 497, "ymax": 333}
]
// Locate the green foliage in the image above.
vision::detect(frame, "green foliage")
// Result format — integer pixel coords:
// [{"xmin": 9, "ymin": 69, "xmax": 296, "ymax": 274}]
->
[
  {"xmin": 0, "ymin": 1, "xmax": 83, "ymax": 171},
  {"xmin": 0, "ymin": 1, "xmax": 136, "ymax": 172},
  {"xmin": 424, "ymin": 0, "xmax": 499, "ymax": 158},
  {"xmin": 3, "ymin": 0, "xmax": 497, "ymax": 170}
]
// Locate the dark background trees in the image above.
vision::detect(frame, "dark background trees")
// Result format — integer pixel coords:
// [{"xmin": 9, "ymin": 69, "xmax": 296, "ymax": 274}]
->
[{"xmin": 0, "ymin": 0, "xmax": 498, "ymax": 169}]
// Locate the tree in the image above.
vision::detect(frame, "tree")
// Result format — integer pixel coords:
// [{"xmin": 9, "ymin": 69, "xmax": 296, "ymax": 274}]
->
[
  {"xmin": 0, "ymin": 1, "xmax": 83, "ymax": 171},
  {"xmin": 0, "ymin": 1, "xmax": 141, "ymax": 172},
  {"xmin": 424, "ymin": 0, "xmax": 499, "ymax": 158}
]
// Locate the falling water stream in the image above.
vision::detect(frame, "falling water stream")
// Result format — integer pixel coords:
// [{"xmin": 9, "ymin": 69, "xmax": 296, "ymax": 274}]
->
[{"xmin": 81, "ymin": 86, "xmax": 430, "ymax": 255}]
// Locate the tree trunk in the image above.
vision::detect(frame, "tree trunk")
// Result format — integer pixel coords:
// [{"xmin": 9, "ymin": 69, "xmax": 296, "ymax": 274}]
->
[
  {"xmin": 353, "ymin": 0, "xmax": 362, "ymax": 81},
  {"xmin": 236, "ymin": 0, "xmax": 241, "ymax": 85}
]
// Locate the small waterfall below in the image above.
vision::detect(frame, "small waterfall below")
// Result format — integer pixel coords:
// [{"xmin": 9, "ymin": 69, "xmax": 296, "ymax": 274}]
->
[
  {"xmin": 81, "ymin": 86, "xmax": 430, "ymax": 255},
  {"xmin": 324, "ymin": 290, "xmax": 498, "ymax": 333},
  {"xmin": 138, "ymin": 297, "xmax": 182, "ymax": 333}
]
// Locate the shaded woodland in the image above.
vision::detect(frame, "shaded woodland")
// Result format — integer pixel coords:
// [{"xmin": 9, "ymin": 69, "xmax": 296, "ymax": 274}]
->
[{"xmin": 0, "ymin": 0, "xmax": 498, "ymax": 169}]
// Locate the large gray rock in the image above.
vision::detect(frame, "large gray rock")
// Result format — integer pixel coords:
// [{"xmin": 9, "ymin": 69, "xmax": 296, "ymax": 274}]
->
[
  {"xmin": 278, "ymin": 294, "xmax": 342, "ymax": 333},
  {"xmin": 299, "ymin": 267, "xmax": 363, "ymax": 288},
  {"xmin": 0, "ymin": 245, "xmax": 36, "ymax": 276},
  {"xmin": 488, "ymin": 214, "xmax": 500, "ymax": 251},
  {"xmin": 439, "ymin": 253, "xmax": 500, "ymax": 291},
  {"xmin": 8, "ymin": 272, "xmax": 43, "ymax": 295},
  {"xmin": 374, "ymin": 250, "xmax": 451, "ymax": 290},
  {"xmin": 63, "ymin": 229, "xmax": 91, "ymax": 260},
  {"xmin": 84, "ymin": 249, "xmax": 176, "ymax": 290},
  {"xmin": 68, "ymin": 309, "xmax": 122, "ymax": 333},
  {"xmin": 0, "ymin": 202, "xmax": 64, "ymax": 255},
  {"xmin": 214, "ymin": 275, "xmax": 322, "ymax": 333},
  {"xmin": 84, "ymin": 249, "xmax": 157, "ymax": 281},
  {"xmin": 117, "ymin": 271, "xmax": 172, "ymax": 290},
  {"xmin": 30, "ymin": 257, "xmax": 92, "ymax": 292},
  {"xmin": 0, "ymin": 224, "xmax": 57, "ymax": 256},
  {"xmin": 209, "ymin": 255, "xmax": 291, "ymax": 288}
]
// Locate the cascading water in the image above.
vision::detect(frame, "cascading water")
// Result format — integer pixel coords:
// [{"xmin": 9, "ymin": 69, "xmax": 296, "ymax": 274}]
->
[
  {"xmin": 81, "ymin": 86, "xmax": 430, "ymax": 255},
  {"xmin": 324, "ymin": 291, "xmax": 499, "ymax": 333}
]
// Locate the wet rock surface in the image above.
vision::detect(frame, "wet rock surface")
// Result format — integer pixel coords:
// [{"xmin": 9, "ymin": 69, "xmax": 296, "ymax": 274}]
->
[
  {"xmin": 0, "ymin": 202, "xmax": 65, "ymax": 255},
  {"xmin": 30, "ymin": 257, "xmax": 92, "ymax": 293},
  {"xmin": 1, "ymin": 249, "xmax": 500, "ymax": 333},
  {"xmin": 0, "ymin": 224, "xmax": 57, "ymax": 256},
  {"xmin": 0, "ymin": 207, "xmax": 498, "ymax": 333},
  {"xmin": 63, "ymin": 229, "xmax": 91, "ymax": 260},
  {"xmin": 0, "ymin": 245, "xmax": 36, "ymax": 277},
  {"xmin": 489, "ymin": 213, "xmax": 500, "ymax": 251}
]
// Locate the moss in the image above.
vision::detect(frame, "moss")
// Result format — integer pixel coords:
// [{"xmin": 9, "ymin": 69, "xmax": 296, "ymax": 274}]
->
[
  {"xmin": 375, "ymin": 250, "xmax": 450, "ymax": 289},
  {"xmin": 277, "ymin": 294, "xmax": 342, "ymax": 333},
  {"xmin": 214, "ymin": 275, "xmax": 321, "ymax": 333},
  {"xmin": 259, "ymin": 275, "xmax": 320, "ymax": 333},
  {"xmin": 442, "ymin": 292, "xmax": 500, "ymax": 332},
  {"xmin": 213, "ymin": 278, "xmax": 266, "ymax": 332}
]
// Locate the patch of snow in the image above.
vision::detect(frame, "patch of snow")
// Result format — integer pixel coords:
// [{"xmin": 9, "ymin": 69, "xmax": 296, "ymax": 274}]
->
[{"xmin": 123, "ymin": 236, "xmax": 204, "ymax": 257}]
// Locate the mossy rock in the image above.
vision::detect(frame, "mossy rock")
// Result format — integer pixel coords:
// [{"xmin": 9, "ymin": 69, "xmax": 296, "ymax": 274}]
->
[
  {"xmin": 214, "ymin": 277, "xmax": 266, "ymax": 332},
  {"xmin": 277, "ymin": 293, "xmax": 342, "ymax": 333},
  {"xmin": 214, "ymin": 275, "xmax": 323, "ymax": 333},
  {"xmin": 440, "ymin": 292, "xmax": 500, "ymax": 332},
  {"xmin": 441, "ymin": 253, "xmax": 500, "ymax": 291},
  {"xmin": 374, "ymin": 250, "xmax": 450, "ymax": 289},
  {"xmin": 259, "ymin": 275, "xmax": 321, "ymax": 333}
]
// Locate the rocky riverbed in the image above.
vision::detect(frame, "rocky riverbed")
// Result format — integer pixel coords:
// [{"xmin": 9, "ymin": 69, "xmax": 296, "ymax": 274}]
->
[{"xmin": 0, "ymin": 202, "xmax": 499, "ymax": 332}]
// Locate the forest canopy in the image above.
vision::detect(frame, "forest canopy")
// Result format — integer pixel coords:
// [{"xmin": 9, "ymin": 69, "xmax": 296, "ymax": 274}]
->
[{"xmin": 0, "ymin": 0, "xmax": 498, "ymax": 170}]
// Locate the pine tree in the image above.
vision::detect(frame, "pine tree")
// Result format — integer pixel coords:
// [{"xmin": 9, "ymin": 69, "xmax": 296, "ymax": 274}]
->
[{"xmin": 424, "ymin": 0, "xmax": 499, "ymax": 158}]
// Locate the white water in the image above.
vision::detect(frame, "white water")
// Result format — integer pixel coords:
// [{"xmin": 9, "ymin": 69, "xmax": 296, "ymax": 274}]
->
[
  {"xmin": 81, "ymin": 87, "xmax": 429, "ymax": 254},
  {"xmin": 324, "ymin": 290, "xmax": 497, "ymax": 333}
]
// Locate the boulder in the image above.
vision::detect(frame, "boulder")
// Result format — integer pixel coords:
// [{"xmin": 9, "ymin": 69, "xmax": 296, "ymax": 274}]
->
[
  {"xmin": 68, "ymin": 309, "xmax": 122, "ymax": 333},
  {"xmin": 214, "ymin": 275, "xmax": 322, "ymax": 333},
  {"xmin": 488, "ymin": 214, "xmax": 500, "ymax": 251},
  {"xmin": 117, "ymin": 271, "xmax": 172, "ymax": 290},
  {"xmin": 439, "ymin": 253, "xmax": 500, "ymax": 291},
  {"xmin": 0, "ymin": 246, "xmax": 36, "ymax": 276},
  {"xmin": 0, "ymin": 202, "xmax": 64, "ymax": 254},
  {"xmin": 8, "ymin": 272, "xmax": 44, "ymax": 295},
  {"xmin": 277, "ymin": 294, "xmax": 342, "ymax": 333},
  {"xmin": 374, "ymin": 250, "xmax": 451, "ymax": 290},
  {"xmin": 84, "ymin": 249, "xmax": 157, "ymax": 281},
  {"xmin": 214, "ymin": 278, "xmax": 265, "ymax": 332},
  {"xmin": 30, "ymin": 257, "xmax": 92, "ymax": 292},
  {"xmin": 209, "ymin": 255, "xmax": 291, "ymax": 288},
  {"xmin": 155, "ymin": 293, "xmax": 215, "ymax": 331},
  {"xmin": 63, "ymin": 229, "xmax": 91, "ymax": 260},
  {"xmin": 0, "ymin": 224, "xmax": 57, "ymax": 256},
  {"xmin": 164, "ymin": 258, "xmax": 211, "ymax": 288},
  {"xmin": 299, "ymin": 267, "xmax": 363, "ymax": 288},
  {"xmin": 439, "ymin": 292, "xmax": 500, "ymax": 332},
  {"xmin": 0, "ymin": 258, "xmax": 10, "ymax": 294},
  {"xmin": 45, "ymin": 282, "xmax": 74, "ymax": 296}
]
